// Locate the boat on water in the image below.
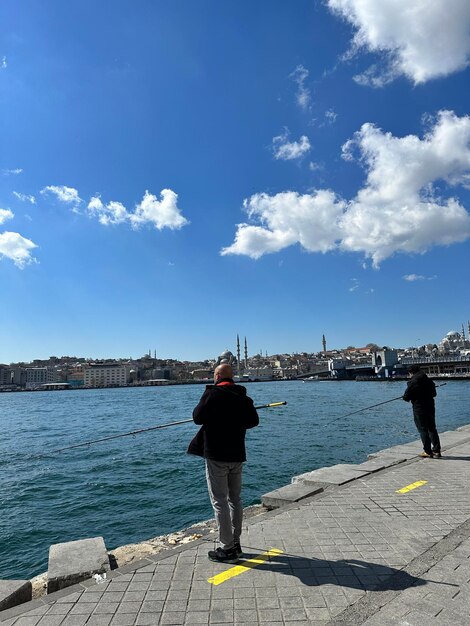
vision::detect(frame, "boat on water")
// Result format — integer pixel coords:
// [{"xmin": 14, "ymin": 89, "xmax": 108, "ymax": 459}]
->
[{"xmin": 303, "ymin": 376, "xmax": 320, "ymax": 381}]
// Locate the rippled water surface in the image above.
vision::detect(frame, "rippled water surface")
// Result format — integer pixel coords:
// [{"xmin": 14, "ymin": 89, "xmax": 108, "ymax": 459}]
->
[{"xmin": 1, "ymin": 380, "xmax": 469, "ymax": 578}]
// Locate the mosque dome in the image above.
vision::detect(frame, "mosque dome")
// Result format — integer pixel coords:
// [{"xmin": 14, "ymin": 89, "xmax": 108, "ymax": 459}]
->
[{"xmin": 217, "ymin": 348, "xmax": 235, "ymax": 365}]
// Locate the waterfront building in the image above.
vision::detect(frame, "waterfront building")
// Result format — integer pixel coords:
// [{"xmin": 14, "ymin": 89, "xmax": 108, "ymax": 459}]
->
[
  {"xmin": 242, "ymin": 365, "xmax": 274, "ymax": 381},
  {"xmin": 83, "ymin": 363, "xmax": 131, "ymax": 387},
  {"xmin": 190, "ymin": 368, "xmax": 212, "ymax": 379},
  {"xmin": 25, "ymin": 367, "xmax": 55, "ymax": 390},
  {"xmin": 0, "ymin": 365, "xmax": 12, "ymax": 387}
]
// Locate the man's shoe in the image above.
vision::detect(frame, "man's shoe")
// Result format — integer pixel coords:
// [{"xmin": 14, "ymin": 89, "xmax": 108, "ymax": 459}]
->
[
  {"xmin": 234, "ymin": 542, "xmax": 243, "ymax": 558},
  {"xmin": 419, "ymin": 451, "xmax": 433, "ymax": 458},
  {"xmin": 208, "ymin": 547, "xmax": 239, "ymax": 564},
  {"xmin": 433, "ymin": 451, "xmax": 442, "ymax": 458}
]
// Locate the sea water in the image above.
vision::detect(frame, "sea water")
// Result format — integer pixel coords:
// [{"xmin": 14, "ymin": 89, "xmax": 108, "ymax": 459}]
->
[{"xmin": 1, "ymin": 380, "xmax": 469, "ymax": 579}]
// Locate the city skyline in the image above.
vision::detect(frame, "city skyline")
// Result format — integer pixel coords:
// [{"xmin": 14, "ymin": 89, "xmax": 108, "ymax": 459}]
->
[
  {"xmin": 1, "ymin": 2, "xmax": 470, "ymax": 364},
  {"xmin": 3, "ymin": 323, "xmax": 469, "ymax": 366}
]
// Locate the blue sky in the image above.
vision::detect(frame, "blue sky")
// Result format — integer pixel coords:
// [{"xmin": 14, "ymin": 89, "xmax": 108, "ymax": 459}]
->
[{"xmin": 1, "ymin": 0, "xmax": 470, "ymax": 362}]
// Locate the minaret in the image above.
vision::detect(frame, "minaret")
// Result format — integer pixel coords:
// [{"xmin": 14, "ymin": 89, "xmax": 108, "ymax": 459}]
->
[
  {"xmin": 462, "ymin": 324, "xmax": 466, "ymax": 340},
  {"xmin": 322, "ymin": 334, "xmax": 326, "ymax": 353},
  {"xmin": 237, "ymin": 334, "xmax": 241, "ymax": 375},
  {"xmin": 154, "ymin": 349, "xmax": 156, "ymax": 359},
  {"xmin": 244, "ymin": 337, "xmax": 248, "ymax": 368}
]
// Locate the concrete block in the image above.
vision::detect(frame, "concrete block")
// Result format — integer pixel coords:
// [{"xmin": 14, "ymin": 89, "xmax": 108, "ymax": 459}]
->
[
  {"xmin": 292, "ymin": 464, "xmax": 369, "ymax": 486},
  {"xmin": 356, "ymin": 458, "xmax": 404, "ymax": 472},
  {"xmin": 47, "ymin": 536, "xmax": 110, "ymax": 594},
  {"xmin": 0, "ymin": 580, "xmax": 32, "ymax": 612},
  {"xmin": 366, "ymin": 450, "xmax": 411, "ymax": 462},
  {"xmin": 262, "ymin": 482, "xmax": 324, "ymax": 508}
]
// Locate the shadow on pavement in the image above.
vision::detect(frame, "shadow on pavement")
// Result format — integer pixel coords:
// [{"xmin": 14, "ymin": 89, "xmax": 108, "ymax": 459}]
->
[{"xmin": 239, "ymin": 551, "xmax": 428, "ymax": 592}]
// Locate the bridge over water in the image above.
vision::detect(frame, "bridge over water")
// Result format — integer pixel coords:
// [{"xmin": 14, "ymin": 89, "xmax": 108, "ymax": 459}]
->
[{"xmin": 298, "ymin": 354, "xmax": 470, "ymax": 380}]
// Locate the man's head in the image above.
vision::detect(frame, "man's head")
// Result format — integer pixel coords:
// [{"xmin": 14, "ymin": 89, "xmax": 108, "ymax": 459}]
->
[
  {"xmin": 408, "ymin": 365, "xmax": 421, "ymax": 375},
  {"xmin": 214, "ymin": 363, "xmax": 233, "ymax": 383}
]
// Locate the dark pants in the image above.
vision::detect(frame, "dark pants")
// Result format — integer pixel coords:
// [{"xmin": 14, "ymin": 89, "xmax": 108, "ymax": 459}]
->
[{"xmin": 414, "ymin": 413, "xmax": 441, "ymax": 454}]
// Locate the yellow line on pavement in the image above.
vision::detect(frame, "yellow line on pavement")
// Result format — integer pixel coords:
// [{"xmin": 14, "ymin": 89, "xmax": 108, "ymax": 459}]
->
[
  {"xmin": 396, "ymin": 480, "xmax": 427, "ymax": 494},
  {"xmin": 208, "ymin": 548, "xmax": 283, "ymax": 586}
]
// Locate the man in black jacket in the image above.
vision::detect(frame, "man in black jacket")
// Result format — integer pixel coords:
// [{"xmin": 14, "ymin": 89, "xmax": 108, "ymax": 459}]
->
[
  {"xmin": 188, "ymin": 363, "xmax": 259, "ymax": 563},
  {"xmin": 403, "ymin": 365, "xmax": 441, "ymax": 458}
]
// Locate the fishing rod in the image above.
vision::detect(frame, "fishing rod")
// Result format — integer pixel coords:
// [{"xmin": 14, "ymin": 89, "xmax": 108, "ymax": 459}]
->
[
  {"xmin": 52, "ymin": 401, "xmax": 287, "ymax": 453},
  {"xmin": 328, "ymin": 383, "xmax": 447, "ymax": 426}
]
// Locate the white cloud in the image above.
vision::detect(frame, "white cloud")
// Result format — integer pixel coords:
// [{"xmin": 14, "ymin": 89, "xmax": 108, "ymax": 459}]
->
[
  {"xmin": 87, "ymin": 196, "xmax": 129, "ymax": 225},
  {"xmin": 223, "ymin": 111, "xmax": 470, "ymax": 265},
  {"xmin": 272, "ymin": 129, "xmax": 311, "ymax": 160},
  {"xmin": 13, "ymin": 191, "xmax": 36, "ymax": 204},
  {"xmin": 403, "ymin": 274, "xmax": 437, "ymax": 281},
  {"xmin": 1, "ymin": 56, "xmax": 6, "ymax": 69},
  {"xmin": 83, "ymin": 188, "xmax": 189, "ymax": 231},
  {"xmin": 324, "ymin": 109, "xmax": 338, "ymax": 124},
  {"xmin": 0, "ymin": 208, "xmax": 14, "ymax": 224},
  {"xmin": 0, "ymin": 231, "xmax": 37, "ymax": 268},
  {"xmin": 339, "ymin": 110, "xmax": 470, "ymax": 265},
  {"xmin": 349, "ymin": 278, "xmax": 359, "ymax": 291},
  {"xmin": 327, "ymin": 0, "xmax": 470, "ymax": 84},
  {"xmin": 41, "ymin": 185, "xmax": 82, "ymax": 205},
  {"xmin": 2, "ymin": 168, "xmax": 23, "ymax": 176},
  {"xmin": 221, "ymin": 190, "xmax": 346, "ymax": 259},
  {"xmin": 289, "ymin": 65, "xmax": 311, "ymax": 110},
  {"xmin": 130, "ymin": 189, "xmax": 189, "ymax": 230},
  {"xmin": 309, "ymin": 161, "xmax": 322, "ymax": 171}
]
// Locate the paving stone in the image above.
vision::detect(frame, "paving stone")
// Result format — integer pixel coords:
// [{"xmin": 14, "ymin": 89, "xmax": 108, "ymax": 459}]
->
[
  {"xmin": 37, "ymin": 616, "xmax": 65, "ymax": 626},
  {"xmin": 233, "ymin": 608, "xmax": 258, "ymax": 623},
  {"xmin": 61, "ymin": 616, "xmax": 89, "ymax": 626},
  {"xmin": 110, "ymin": 615, "xmax": 139, "ymax": 626},
  {"xmin": 183, "ymin": 611, "xmax": 209, "ymax": 624}
]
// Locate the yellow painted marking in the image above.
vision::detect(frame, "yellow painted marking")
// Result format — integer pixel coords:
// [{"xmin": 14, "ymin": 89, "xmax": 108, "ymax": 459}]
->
[
  {"xmin": 208, "ymin": 548, "xmax": 283, "ymax": 586},
  {"xmin": 396, "ymin": 480, "xmax": 427, "ymax": 494}
]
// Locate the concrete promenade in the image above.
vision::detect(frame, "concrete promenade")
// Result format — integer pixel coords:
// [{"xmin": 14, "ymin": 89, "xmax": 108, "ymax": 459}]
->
[{"xmin": 3, "ymin": 425, "xmax": 470, "ymax": 625}]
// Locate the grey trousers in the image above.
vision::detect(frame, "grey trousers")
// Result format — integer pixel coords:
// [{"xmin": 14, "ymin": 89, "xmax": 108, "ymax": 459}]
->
[{"xmin": 205, "ymin": 459, "xmax": 243, "ymax": 551}]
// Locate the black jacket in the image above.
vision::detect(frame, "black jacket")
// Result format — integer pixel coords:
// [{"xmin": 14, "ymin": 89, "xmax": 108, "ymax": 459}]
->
[
  {"xmin": 403, "ymin": 370, "xmax": 436, "ymax": 418},
  {"xmin": 187, "ymin": 379, "xmax": 259, "ymax": 462}
]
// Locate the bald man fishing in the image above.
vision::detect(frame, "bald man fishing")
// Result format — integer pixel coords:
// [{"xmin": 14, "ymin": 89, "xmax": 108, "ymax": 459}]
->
[{"xmin": 188, "ymin": 363, "xmax": 259, "ymax": 563}]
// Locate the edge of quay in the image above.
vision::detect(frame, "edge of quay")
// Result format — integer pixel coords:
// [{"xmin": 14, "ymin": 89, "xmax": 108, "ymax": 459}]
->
[{"xmin": 2, "ymin": 423, "xmax": 470, "ymax": 623}]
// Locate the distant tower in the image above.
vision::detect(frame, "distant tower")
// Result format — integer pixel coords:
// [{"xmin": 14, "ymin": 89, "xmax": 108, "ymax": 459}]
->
[
  {"xmin": 154, "ymin": 349, "xmax": 156, "ymax": 359},
  {"xmin": 244, "ymin": 337, "xmax": 248, "ymax": 367},
  {"xmin": 322, "ymin": 334, "xmax": 326, "ymax": 353},
  {"xmin": 237, "ymin": 334, "xmax": 241, "ymax": 375},
  {"xmin": 462, "ymin": 324, "xmax": 466, "ymax": 340}
]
